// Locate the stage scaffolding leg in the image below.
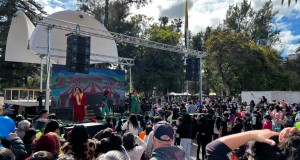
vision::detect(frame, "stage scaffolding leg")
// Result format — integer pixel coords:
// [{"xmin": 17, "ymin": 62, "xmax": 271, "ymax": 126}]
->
[
  {"xmin": 129, "ymin": 67, "xmax": 132, "ymax": 92},
  {"xmin": 45, "ymin": 25, "xmax": 53, "ymax": 111},
  {"xmin": 38, "ymin": 56, "xmax": 44, "ymax": 111},
  {"xmin": 199, "ymin": 56, "xmax": 203, "ymax": 102}
]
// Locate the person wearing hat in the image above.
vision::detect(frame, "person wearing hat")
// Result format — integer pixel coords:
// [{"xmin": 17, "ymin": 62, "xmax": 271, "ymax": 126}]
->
[
  {"xmin": 150, "ymin": 121, "xmax": 185, "ymax": 160},
  {"xmin": 26, "ymin": 135, "xmax": 57, "ymax": 160}
]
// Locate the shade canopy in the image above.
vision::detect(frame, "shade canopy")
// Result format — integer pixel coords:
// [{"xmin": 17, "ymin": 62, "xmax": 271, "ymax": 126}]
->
[
  {"xmin": 5, "ymin": 11, "xmax": 42, "ymax": 63},
  {"xmin": 5, "ymin": 10, "xmax": 118, "ymax": 64},
  {"xmin": 30, "ymin": 10, "xmax": 118, "ymax": 64}
]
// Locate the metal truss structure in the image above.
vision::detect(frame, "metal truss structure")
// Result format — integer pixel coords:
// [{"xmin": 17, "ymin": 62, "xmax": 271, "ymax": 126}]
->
[
  {"xmin": 37, "ymin": 16, "xmax": 205, "ymax": 58},
  {"xmin": 35, "ymin": 14, "xmax": 206, "ymax": 110},
  {"xmin": 35, "ymin": 47, "xmax": 134, "ymax": 66}
]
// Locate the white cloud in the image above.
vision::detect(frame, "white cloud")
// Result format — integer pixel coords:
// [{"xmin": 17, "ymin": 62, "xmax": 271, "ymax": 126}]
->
[
  {"xmin": 129, "ymin": 0, "xmax": 300, "ymax": 55},
  {"xmin": 35, "ymin": 0, "xmax": 76, "ymax": 14},
  {"xmin": 44, "ymin": 5, "xmax": 65, "ymax": 14},
  {"xmin": 274, "ymin": 30, "xmax": 300, "ymax": 55},
  {"xmin": 35, "ymin": 0, "xmax": 300, "ymax": 55}
]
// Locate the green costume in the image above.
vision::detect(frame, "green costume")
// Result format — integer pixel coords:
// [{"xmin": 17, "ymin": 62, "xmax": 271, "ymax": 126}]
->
[
  {"xmin": 130, "ymin": 95, "xmax": 141, "ymax": 114},
  {"xmin": 102, "ymin": 95, "xmax": 110, "ymax": 116}
]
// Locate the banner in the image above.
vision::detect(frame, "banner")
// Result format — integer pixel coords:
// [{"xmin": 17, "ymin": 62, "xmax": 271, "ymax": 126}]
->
[{"xmin": 51, "ymin": 65, "xmax": 126, "ymax": 108}]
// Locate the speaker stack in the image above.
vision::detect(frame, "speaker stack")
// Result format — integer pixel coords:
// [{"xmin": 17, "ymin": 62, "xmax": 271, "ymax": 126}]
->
[
  {"xmin": 66, "ymin": 34, "xmax": 91, "ymax": 74},
  {"xmin": 185, "ymin": 57, "xmax": 200, "ymax": 81}
]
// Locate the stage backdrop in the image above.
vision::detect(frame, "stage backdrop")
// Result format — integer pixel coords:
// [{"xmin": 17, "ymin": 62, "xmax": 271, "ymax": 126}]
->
[{"xmin": 51, "ymin": 65, "xmax": 126, "ymax": 111}]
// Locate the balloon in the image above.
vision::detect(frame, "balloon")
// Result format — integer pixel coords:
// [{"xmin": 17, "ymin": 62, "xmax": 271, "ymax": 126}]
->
[
  {"xmin": 296, "ymin": 122, "xmax": 300, "ymax": 130},
  {"xmin": 0, "ymin": 116, "xmax": 15, "ymax": 140},
  {"xmin": 36, "ymin": 132, "xmax": 42, "ymax": 138}
]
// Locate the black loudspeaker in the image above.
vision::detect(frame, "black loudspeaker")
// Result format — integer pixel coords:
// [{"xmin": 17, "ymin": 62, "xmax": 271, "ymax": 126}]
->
[
  {"xmin": 66, "ymin": 34, "xmax": 91, "ymax": 74},
  {"xmin": 185, "ymin": 58, "xmax": 193, "ymax": 81},
  {"xmin": 185, "ymin": 58, "xmax": 200, "ymax": 81},
  {"xmin": 192, "ymin": 58, "xmax": 200, "ymax": 81}
]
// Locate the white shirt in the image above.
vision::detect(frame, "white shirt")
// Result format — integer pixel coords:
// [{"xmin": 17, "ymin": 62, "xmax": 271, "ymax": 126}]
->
[
  {"xmin": 127, "ymin": 137, "xmax": 147, "ymax": 160},
  {"xmin": 122, "ymin": 121, "xmax": 140, "ymax": 136}
]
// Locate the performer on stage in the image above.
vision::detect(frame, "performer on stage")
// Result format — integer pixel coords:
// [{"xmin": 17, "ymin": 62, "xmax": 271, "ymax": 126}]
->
[
  {"xmin": 130, "ymin": 89, "xmax": 141, "ymax": 114},
  {"xmin": 70, "ymin": 87, "xmax": 87, "ymax": 123},
  {"xmin": 101, "ymin": 90, "xmax": 110, "ymax": 116}
]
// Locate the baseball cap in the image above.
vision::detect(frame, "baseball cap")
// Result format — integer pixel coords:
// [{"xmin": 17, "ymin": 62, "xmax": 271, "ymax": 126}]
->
[{"xmin": 153, "ymin": 121, "xmax": 174, "ymax": 142}]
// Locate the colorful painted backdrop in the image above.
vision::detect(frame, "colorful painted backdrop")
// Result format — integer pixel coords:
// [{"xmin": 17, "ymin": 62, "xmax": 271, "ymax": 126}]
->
[{"xmin": 51, "ymin": 65, "xmax": 126, "ymax": 108}]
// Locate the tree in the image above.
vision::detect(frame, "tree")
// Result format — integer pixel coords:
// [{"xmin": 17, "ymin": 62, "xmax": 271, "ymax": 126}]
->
[
  {"xmin": 77, "ymin": 0, "xmax": 151, "ymax": 27},
  {"xmin": 158, "ymin": 16, "xmax": 168, "ymax": 28},
  {"xmin": 171, "ymin": 18, "xmax": 183, "ymax": 32},
  {"xmin": 224, "ymin": 0, "xmax": 280, "ymax": 46},
  {"xmin": 205, "ymin": 28, "xmax": 283, "ymax": 95},
  {"xmin": 191, "ymin": 32, "xmax": 204, "ymax": 51},
  {"xmin": 296, "ymin": 40, "xmax": 300, "ymax": 54},
  {"xmin": 283, "ymin": 54, "xmax": 300, "ymax": 90},
  {"xmin": 131, "ymin": 18, "xmax": 184, "ymax": 96},
  {"xmin": 281, "ymin": 0, "xmax": 298, "ymax": 6},
  {"xmin": 0, "ymin": 0, "xmax": 46, "ymax": 89}
]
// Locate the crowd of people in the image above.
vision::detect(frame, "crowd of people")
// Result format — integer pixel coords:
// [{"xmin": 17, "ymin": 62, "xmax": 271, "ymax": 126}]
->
[{"xmin": 0, "ymin": 95, "xmax": 300, "ymax": 160}]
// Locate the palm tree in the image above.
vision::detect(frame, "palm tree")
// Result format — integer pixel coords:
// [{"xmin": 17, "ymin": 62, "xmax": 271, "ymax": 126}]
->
[{"xmin": 281, "ymin": 0, "xmax": 298, "ymax": 6}]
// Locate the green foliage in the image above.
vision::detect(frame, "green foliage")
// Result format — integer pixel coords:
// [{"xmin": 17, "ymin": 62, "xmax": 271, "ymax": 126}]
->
[
  {"xmin": 131, "ymin": 20, "xmax": 184, "ymax": 96},
  {"xmin": 193, "ymin": 0, "xmax": 296, "ymax": 96},
  {"xmin": 0, "ymin": 0, "xmax": 46, "ymax": 89},
  {"xmin": 205, "ymin": 28, "xmax": 284, "ymax": 95},
  {"xmin": 224, "ymin": 0, "xmax": 279, "ymax": 46},
  {"xmin": 283, "ymin": 54, "xmax": 300, "ymax": 90}
]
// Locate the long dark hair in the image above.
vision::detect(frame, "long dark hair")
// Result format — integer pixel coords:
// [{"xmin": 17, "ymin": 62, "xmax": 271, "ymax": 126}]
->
[
  {"xmin": 122, "ymin": 132, "xmax": 135, "ymax": 151},
  {"xmin": 22, "ymin": 128, "xmax": 37, "ymax": 144},
  {"xmin": 69, "ymin": 125, "xmax": 88, "ymax": 159},
  {"xmin": 0, "ymin": 148, "xmax": 15, "ymax": 160},
  {"xmin": 104, "ymin": 90, "xmax": 109, "ymax": 96},
  {"xmin": 128, "ymin": 114, "xmax": 139, "ymax": 128},
  {"xmin": 109, "ymin": 133, "xmax": 123, "ymax": 151},
  {"xmin": 75, "ymin": 87, "xmax": 82, "ymax": 93},
  {"xmin": 182, "ymin": 113, "xmax": 192, "ymax": 124}
]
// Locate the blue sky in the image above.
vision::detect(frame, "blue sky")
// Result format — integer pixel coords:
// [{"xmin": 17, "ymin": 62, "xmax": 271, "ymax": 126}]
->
[{"xmin": 39, "ymin": 0, "xmax": 300, "ymax": 56}]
